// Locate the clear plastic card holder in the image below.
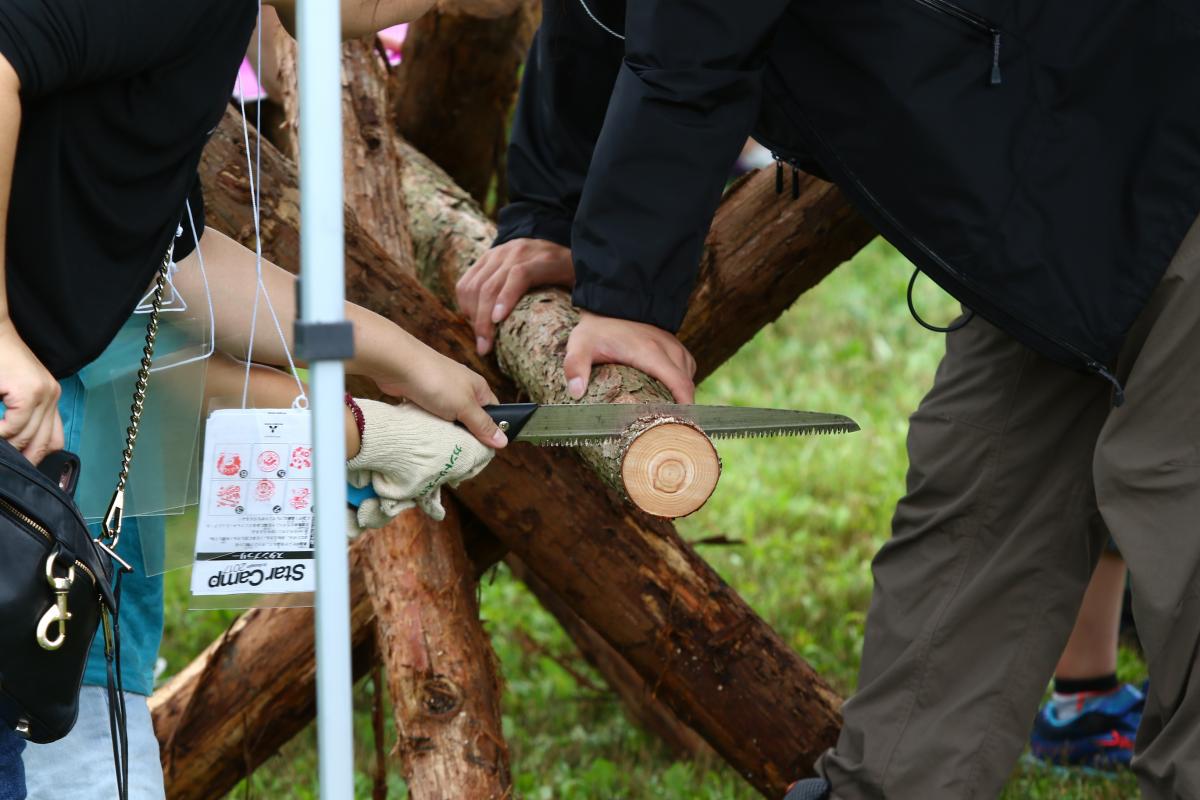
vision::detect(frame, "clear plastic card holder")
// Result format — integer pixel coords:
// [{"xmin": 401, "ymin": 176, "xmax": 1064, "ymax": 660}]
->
[
  {"xmin": 185, "ymin": 404, "xmax": 316, "ymax": 609},
  {"xmin": 75, "ymin": 309, "xmax": 210, "ymax": 534}
]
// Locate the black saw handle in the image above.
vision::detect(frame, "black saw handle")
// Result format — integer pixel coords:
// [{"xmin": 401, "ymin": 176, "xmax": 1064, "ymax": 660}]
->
[
  {"xmin": 481, "ymin": 403, "xmax": 538, "ymax": 440},
  {"xmin": 454, "ymin": 403, "xmax": 539, "ymax": 441}
]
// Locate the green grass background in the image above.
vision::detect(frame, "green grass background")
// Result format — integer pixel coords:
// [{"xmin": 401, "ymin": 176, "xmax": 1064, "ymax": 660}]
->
[{"xmin": 160, "ymin": 239, "xmax": 1143, "ymax": 798}]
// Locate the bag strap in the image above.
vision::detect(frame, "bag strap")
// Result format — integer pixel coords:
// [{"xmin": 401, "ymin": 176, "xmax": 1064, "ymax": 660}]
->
[
  {"xmin": 96, "ymin": 240, "xmax": 175, "ymax": 800},
  {"xmin": 96, "ymin": 240, "xmax": 175, "ymax": 564}
]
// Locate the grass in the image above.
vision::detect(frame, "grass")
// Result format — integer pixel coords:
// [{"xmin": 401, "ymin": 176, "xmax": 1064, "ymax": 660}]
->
[{"xmin": 160, "ymin": 238, "xmax": 1143, "ymax": 798}]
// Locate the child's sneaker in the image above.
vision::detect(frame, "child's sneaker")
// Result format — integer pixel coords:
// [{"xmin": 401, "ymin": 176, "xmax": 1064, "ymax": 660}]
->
[
  {"xmin": 784, "ymin": 778, "xmax": 831, "ymax": 800},
  {"xmin": 1029, "ymin": 683, "xmax": 1145, "ymax": 770}
]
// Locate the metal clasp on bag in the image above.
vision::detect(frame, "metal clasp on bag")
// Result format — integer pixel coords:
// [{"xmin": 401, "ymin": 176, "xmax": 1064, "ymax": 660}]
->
[
  {"xmin": 35, "ymin": 553, "xmax": 75, "ymax": 651},
  {"xmin": 95, "ymin": 488, "xmax": 133, "ymax": 573}
]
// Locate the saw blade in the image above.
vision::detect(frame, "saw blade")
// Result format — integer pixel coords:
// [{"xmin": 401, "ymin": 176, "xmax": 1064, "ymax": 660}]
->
[{"xmin": 515, "ymin": 404, "xmax": 859, "ymax": 446}]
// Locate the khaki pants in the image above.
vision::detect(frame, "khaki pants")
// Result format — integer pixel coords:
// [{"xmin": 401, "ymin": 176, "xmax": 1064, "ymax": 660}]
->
[{"xmin": 817, "ymin": 215, "xmax": 1200, "ymax": 799}]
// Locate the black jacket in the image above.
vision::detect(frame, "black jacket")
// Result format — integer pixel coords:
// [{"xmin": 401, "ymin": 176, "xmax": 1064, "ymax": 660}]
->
[{"xmin": 495, "ymin": 0, "xmax": 1200, "ymax": 385}]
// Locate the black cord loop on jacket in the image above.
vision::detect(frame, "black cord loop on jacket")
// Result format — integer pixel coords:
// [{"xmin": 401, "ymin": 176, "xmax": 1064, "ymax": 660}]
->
[{"xmin": 907, "ymin": 267, "xmax": 975, "ymax": 333}]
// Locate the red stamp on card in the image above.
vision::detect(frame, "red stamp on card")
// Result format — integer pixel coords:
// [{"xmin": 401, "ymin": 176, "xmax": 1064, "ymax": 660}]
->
[
  {"xmin": 289, "ymin": 446, "xmax": 312, "ymax": 470},
  {"xmin": 216, "ymin": 453, "xmax": 243, "ymax": 477},
  {"xmin": 255, "ymin": 480, "xmax": 276, "ymax": 502},
  {"xmin": 216, "ymin": 484, "xmax": 242, "ymax": 508},
  {"xmin": 288, "ymin": 487, "xmax": 311, "ymax": 511},
  {"xmin": 257, "ymin": 450, "xmax": 280, "ymax": 472}
]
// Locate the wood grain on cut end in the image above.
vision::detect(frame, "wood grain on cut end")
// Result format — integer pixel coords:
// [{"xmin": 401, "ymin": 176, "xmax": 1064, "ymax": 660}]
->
[{"xmin": 620, "ymin": 419, "xmax": 721, "ymax": 518}]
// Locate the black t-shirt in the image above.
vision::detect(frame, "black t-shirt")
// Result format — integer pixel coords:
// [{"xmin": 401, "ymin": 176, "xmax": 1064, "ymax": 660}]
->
[{"xmin": 0, "ymin": 0, "xmax": 257, "ymax": 376}]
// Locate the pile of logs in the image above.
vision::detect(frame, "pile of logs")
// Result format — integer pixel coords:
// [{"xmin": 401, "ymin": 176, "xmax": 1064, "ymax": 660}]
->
[{"xmin": 149, "ymin": 3, "xmax": 877, "ymax": 798}]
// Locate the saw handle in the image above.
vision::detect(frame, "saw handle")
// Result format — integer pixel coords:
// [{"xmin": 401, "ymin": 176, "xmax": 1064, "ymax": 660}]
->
[{"xmin": 470, "ymin": 403, "xmax": 539, "ymax": 441}]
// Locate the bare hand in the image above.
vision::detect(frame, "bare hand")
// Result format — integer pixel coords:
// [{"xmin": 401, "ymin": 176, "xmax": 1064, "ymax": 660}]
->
[
  {"xmin": 0, "ymin": 319, "xmax": 63, "ymax": 463},
  {"xmin": 455, "ymin": 238, "xmax": 574, "ymax": 356},
  {"xmin": 563, "ymin": 311, "xmax": 697, "ymax": 404},
  {"xmin": 371, "ymin": 342, "xmax": 508, "ymax": 449}
]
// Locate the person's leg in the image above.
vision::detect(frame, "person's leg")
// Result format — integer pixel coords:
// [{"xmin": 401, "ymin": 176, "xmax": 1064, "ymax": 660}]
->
[
  {"xmin": 0, "ymin": 726, "xmax": 25, "ymax": 800},
  {"xmin": 815, "ymin": 310, "xmax": 1112, "ymax": 799},
  {"xmin": 1092, "ymin": 215, "xmax": 1200, "ymax": 799},
  {"xmin": 21, "ymin": 687, "xmax": 164, "ymax": 800},
  {"xmin": 1053, "ymin": 551, "xmax": 1125, "ymax": 681},
  {"xmin": 1029, "ymin": 550, "xmax": 1145, "ymax": 770}
]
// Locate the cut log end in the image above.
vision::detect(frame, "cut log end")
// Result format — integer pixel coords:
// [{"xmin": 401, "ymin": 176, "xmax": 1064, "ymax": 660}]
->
[{"xmin": 620, "ymin": 419, "xmax": 721, "ymax": 518}]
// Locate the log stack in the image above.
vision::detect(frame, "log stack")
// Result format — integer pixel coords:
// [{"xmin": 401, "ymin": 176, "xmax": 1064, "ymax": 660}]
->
[{"xmin": 152, "ymin": 13, "xmax": 876, "ymax": 799}]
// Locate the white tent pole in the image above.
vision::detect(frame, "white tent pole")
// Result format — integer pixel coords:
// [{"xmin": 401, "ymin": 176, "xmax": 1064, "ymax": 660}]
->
[{"xmin": 296, "ymin": 0, "xmax": 355, "ymax": 795}]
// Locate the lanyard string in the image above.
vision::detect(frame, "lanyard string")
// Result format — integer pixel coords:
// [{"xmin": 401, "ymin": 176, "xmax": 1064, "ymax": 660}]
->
[
  {"xmin": 577, "ymin": 0, "xmax": 624, "ymax": 40},
  {"xmin": 236, "ymin": 2, "xmax": 308, "ymax": 410},
  {"xmin": 146, "ymin": 199, "xmax": 217, "ymax": 373}
]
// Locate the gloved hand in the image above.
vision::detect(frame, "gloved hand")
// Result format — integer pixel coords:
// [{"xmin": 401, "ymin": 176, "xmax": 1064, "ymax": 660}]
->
[{"xmin": 346, "ymin": 399, "xmax": 495, "ymax": 529}]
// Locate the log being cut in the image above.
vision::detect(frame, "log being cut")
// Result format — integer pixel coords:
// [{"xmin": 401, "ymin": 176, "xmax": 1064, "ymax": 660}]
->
[
  {"xmin": 617, "ymin": 417, "xmax": 721, "ymax": 518},
  {"xmin": 195, "ymin": 111, "xmax": 857, "ymax": 796}
]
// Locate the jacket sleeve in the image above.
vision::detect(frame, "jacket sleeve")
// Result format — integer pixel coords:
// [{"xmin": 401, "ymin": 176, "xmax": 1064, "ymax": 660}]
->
[
  {"xmin": 570, "ymin": 0, "xmax": 790, "ymax": 332},
  {"xmin": 494, "ymin": 0, "xmax": 626, "ymax": 249}
]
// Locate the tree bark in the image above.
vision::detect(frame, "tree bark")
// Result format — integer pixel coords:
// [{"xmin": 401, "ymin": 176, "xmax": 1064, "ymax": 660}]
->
[
  {"xmin": 685, "ymin": 170, "xmax": 876, "ymax": 382},
  {"xmin": 268, "ymin": 34, "xmax": 416, "ymax": 263},
  {"xmin": 197, "ymin": 110, "xmax": 854, "ymax": 797},
  {"xmin": 506, "ymin": 556, "xmax": 713, "ymax": 759},
  {"xmin": 389, "ymin": 0, "xmax": 539, "ymax": 209},
  {"xmin": 361, "ymin": 504, "xmax": 511, "ymax": 799},
  {"xmin": 151, "ymin": 515, "xmax": 505, "ymax": 800}
]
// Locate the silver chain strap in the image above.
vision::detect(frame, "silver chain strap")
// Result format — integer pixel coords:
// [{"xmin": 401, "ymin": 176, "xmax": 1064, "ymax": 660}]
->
[{"xmin": 99, "ymin": 241, "xmax": 176, "ymax": 558}]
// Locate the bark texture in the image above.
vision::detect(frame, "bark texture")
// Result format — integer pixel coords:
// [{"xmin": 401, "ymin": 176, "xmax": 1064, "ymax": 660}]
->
[
  {"xmin": 151, "ymin": 519, "xmax": 505, "ymax": 800},
  {"xmin": 197, "ymin": 112, "xmax": 850, "ymax": 796},
  {"xmin": 390, "ymin": 0, "xmax": 539, "ymax": 208},
  {"xmin": 270, "ymin": 34, "xmax": 416, "ymax": 262},
  {"xmin": 684, "ymin": 170, "xmax": 877, "ymax": 383},
  {"xmin": 361, "ymin": 504, "xmax": 511, "ymax": 799}
]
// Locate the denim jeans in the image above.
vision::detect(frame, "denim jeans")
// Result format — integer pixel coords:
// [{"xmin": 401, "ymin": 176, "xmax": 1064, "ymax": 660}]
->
[
  {"xmin": 0, "ymin": 726, "xmax": 25, "ymax": 800},
  {"xmin": 21, "ymin": 686, "xmax": 164, "ymax": 800}
]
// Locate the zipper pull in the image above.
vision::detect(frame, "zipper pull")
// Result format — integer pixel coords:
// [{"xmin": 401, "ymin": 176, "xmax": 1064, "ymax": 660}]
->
[
  {"xmin": 791, "ymin": 166, "xmax": 800, "ymax": 200},
  {"xmin": 1090, "ymin": 362, "xmax": 1126, "ymax": 407},
  {"xmin": 774, "ymin": 155, "xmax": 784, "ymax": 195},
  {"xmin": 990, "ymin": 31, "xmax": 1002, "ymax": 85}
]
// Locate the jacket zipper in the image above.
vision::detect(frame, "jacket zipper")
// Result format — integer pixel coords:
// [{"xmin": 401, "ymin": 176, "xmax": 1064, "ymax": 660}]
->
[
  {"xmin": 0, "ymin": 495, "xmax": 98, "ymax": 586},
  {"xmin": 909, "ymin": 0, "xmax": 1003, "ymax": 85}
]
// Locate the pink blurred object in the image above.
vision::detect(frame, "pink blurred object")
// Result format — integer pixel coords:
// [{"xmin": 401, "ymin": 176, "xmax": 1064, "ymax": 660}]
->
[
  {"xmin": 377, "ymin": 24, "xmax": 408, "ymax": 67},
  {"xmin": 232, "ymin": 58, "xmax": 266, "ymax": 103}
]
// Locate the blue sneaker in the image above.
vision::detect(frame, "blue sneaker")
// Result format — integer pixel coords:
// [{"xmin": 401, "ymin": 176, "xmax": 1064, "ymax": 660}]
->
[
  {"xmin": 1029, "ymin": 683, "xmax": 1145, "ymax": 771},
  {"xmin": 784, "ymin": 778, "xmax": 830, "ymax": 800}
]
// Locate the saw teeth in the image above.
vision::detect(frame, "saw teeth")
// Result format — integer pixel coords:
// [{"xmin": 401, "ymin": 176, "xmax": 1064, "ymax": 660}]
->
[
  {"xmin": 541, "ymin": 436, "xmax": 613, "ymax": 448},
  {"xmin": 707, "ymin": 425, "xmax": 854, "ymax": 440},
  {"xmin": 536, "ymin": 425, "xmax": 854, "ymax": 446}
]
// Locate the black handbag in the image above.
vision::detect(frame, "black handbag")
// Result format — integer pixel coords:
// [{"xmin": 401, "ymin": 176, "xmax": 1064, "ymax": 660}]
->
[{"xmin": 0, "ymin": 242, "xmax": 175, "ymax": 799}]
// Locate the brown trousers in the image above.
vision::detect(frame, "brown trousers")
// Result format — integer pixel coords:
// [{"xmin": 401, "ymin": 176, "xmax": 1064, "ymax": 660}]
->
[{"xmin": 816, "ymin": 215, "xmax": 1200, "ymax": 799}]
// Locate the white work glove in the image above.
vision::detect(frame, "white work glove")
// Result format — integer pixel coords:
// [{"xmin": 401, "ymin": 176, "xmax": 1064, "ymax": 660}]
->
[{"xmin": 346, "ymin": 399, "xmax": 495, "ymax": 530}]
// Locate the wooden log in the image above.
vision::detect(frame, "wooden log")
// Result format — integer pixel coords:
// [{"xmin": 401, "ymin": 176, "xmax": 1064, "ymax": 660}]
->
[
  {"xmin": 506, "ymin": 556, "xmax": 713, "ymax": 759},
  {"xmin": 619, "ymin": 418, "xmax": 721, "ymax": 519},
  {"xmin": 151, "ymin": 513, "xmax": 505, "ymax": 800},
  {"xmin": 389, "ymin": 0, "xmax": 539, "ymax": 208},
  {"xmin": 198, "ymin": 110, "xmax": 849, "ymax": 797},
  {"xmin": 399, "ymin": 144, "xmax": 873, "ymax": 503},
  {"xmin": 361, "ymin": 504, "xmax": 511, "ymax": 799},
  {"xmin": 267, "ymin": 32, "xmax": 416, "ymax": 263},
  {"xmin": 686, "ymin": 170, "xmax": 877, "ymax": 383}
]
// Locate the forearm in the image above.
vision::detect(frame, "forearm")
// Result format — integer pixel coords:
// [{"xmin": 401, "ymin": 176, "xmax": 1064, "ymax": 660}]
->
[
  {"xmin": 173, "ymin": 226, "xmax": 431, "ymax": 388},
  {"xmin": 265, "ymin": 0, "xmax": 435, "ymax": 39},
  {"xmin": 497, "ymin": 9, "xmax": 624, "ymax": 247},
  {"xmin": 0, "ymin": 56, "xmax": 20, "ymax": 322},
  {"xmin": 204, "ymin": 352, "xmax": 361, "ymax": 457}
]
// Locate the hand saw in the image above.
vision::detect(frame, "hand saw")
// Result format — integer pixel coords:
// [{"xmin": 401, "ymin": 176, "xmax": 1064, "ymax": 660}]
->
[{"xmin": 482, "ymin": 403, "xmax": 859, "ymax": 447}]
